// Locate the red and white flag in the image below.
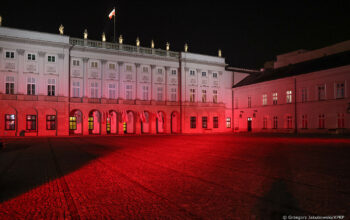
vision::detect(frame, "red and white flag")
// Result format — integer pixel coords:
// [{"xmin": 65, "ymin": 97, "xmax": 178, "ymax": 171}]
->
[{"xmin": 108, "ymin": 9, "xmax": 116, "ymax": 19}]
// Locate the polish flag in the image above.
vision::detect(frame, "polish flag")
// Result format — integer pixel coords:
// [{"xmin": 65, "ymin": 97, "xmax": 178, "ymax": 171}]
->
[{"xmin": 108, "ymin": 9, "xmax": 116, "ymax": 19}]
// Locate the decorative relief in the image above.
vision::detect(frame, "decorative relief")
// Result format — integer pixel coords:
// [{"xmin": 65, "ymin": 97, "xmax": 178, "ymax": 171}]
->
[
  {"xmin": 142, "ymin": 75, "xmax": 149, "ymax": 82},
  {"xmin": 16, "ymin": 49, "xmax": 25, "ymax": 55},
  {"xmin": 156, "ymin": 77, "xmax": 164, "ymax": 83},
  {"xmin": 71, "ymin": 69, "xmax": 81, "ymax": 77},
  {"xmin": 190, "ymin": 79, "xmax": 196, "ymax": 84},
  {"xmin": 26, "ymin": 63, "xmax": 37, "ymax": 72},
  {"xmin": 46, "ymin": 65, "xmax": 57, "ymax": 73},
  {"xmin": 125, "ymin": 74, "xmax": 132, "ymax": 81},
  {"xmin": 89, "ymin": 71, "xmax": 100, "ymax": 79},
  {"xmin": 5, "ymin": 62, "xmax": 16, "ymax": 70},
  {"xmin": 213, "ymin": 81, "xmax": 219, "ymax": 86},
  {"xmin": 170, "ymin": 78, "xmax": 177, "ymax": 84},
  {"xmin": 108, "ymin": 72, "xmax": 116, "ymax": 80},
  {"xmin": 38, "ymin": 51, "xmax": 46, "ymax": 57},
  {"xmin": 201, "ymin": 80, "xmax": 208, "ymax": 85}
]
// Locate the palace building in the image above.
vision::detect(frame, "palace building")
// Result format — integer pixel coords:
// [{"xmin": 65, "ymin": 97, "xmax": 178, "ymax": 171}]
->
[{"xmin": 0, "ymin": 25, "xmax": 240, "ymax": 136}]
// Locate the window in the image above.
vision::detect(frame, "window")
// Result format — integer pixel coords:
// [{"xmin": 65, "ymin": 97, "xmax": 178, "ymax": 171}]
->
[
  {"xmin": 90, "ymin": 82, "xmax": 98, "ymax": 98},
  {"xmin": 48, "ymin": 78, "xmax": 56, "ymax": 96},
  {"xmin": 202, "ymin": 90, "xmax": 207, "ymax": 102},
  {"xmin": 48, "ymin": 56, "xmax": 56, "ymax": 63},
  {"xmin": 142, "ymin": 85, "xmax": 149, "ymax": 100},
  {"xmin": 338, "ymin": 113, "xmax": 345, "ymax": 129},
  {"xmin": 142, "ymin": 67, "xmax": 149, "ymax": 73},
  {"xmin": 213, "ymin": 117, "xmax": 219, "ymax": 128},
  {"xmin": 26, "ymin": 115, "xmax": 37, "ymax": 130},
  {"xmin": 286, "ymin": 90, "xmax": 292, "ymax": 103},
  {"xmin": 273, "ymin": 116, "xmax": 278, "ymax": 129},
  {"xmin": 190, "ymin": 117, "xmax": 196, "ymax": 129},
  {"xmin": 170, "ymin": 88, "xmax": 177, "ymax": 101},
  {"xmin": 336, "ymin": 83, "xmax": 345, "ymax": 99},
  {"xmin": 213, "ymin": 90, "xmax": 218, "ymax": 103},
  {"xmin": 302, "ymin": 115, "xmax": 308, "ymax": 129},
  {"xmin": 27, "ymin": 77, "xmax": 36, "ymax": 95},
  {"xmin": 202, "ymin": 117, "xmax": 208, "ymax": 128},
  {"xmin": 248, "ymin": 96, "xmax": 251, "ymax": 108},
  {"xmin": 318, "ymin": 114, "xmax": 325, "ymax": 129},
  {"xmin": 5, "ymin": 114, "xmax": 16, "ymax": 130},
  {"xmin": 72, "ymin": 60, "xmax": 80, "ymax": 66},
  {"xmin": 301, "ymin": 88, "xmax": 308, "ymax": 103},
  {"xmin": 88, "ymin": 117, "xmax": 94, "ymax": 130},
  {"xmin": 90, "ymin": 61, "xmax": 98, "ymax": 68},
  {"xmin": 108, "ymin": 84, "xmax": 116, "ymax": 99},
  {"xmin": 157, "ymin": 68, "xmax": 163, "ymax": 74},
  {"xmin": 126, "ymin": 65, "xmax": 132, "ymax": 72},
  {"xmin": 190, "ymin": 89, "xmax": 195, "ymax": 102},
  {"xmin": 6, "ymin": 76, "xmax": 15, "ymax": 95},
  {"xmin": 286, "ymin": 116, "xmax": 293, "ymax": 129},
  {"xmin": 262, "ymin": 94, "xmax": 267, "ymax": 106},
  {"xmin": 125, "ymin": 85, "xmax": 133, "ymax": 100},
  {"xmin": 171, "ymin": 70, "xmax": 177, "ymax": 75},
  {"xmin": 317, "ymin": 85, "xmax": 325, "ymax": 100},
  {"xmin": 46, "ymin": 115, "xmax": 56, "ymax": 130},
  {"xmin": 202, "ymin": 72, "xmax": 207, "ymax": 77},
  {"xmin": 213, "ymin": 72, "xmax": 218, "ymax": 78},
  {"xmin": 27, "ymin": 53, "xmax": 36, "ymax": 61},
  {"xmin": 190, "ymin": 70, "xmax": 195, "ymax": 76},
  {"xmin": 273, "ymin": 92, "xmax": 278, "ymax": 105},
  {"xmin": 263, "ymin": 117, "xmax": 268, "ymax": 129},
  {"xmin": 157, "ymin": 87, "xmax": 163, "ymax": 101},
  {"xmin": 72, "ymin": 81, "xmax": 80, "ymax": 97},
  {"xmin": 226, "ymin": 117, "xmax": 231, "ymax": 128},
  {"xmin": 69, "ymin": 116, "xmax": 77, "ymax": 130},
  {"xmin": 109, "ymin": 63, "xmax": 116, "ymax": 70},
  {"xmin": 5, "ymin": 51, "xmax": 15, "ymax": 59}
]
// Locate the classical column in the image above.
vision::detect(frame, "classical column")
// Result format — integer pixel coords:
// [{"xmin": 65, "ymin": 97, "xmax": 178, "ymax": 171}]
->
[
  {"xmin": 165, "ymin": 66, "xmax": 170, "ymax": 102},
  {"xmin": 101, "ymin": 59, "xmax": 107, "ymax": 99},
  {"xmin": 150, "ymin": 65, "xmax": 156, "ymax": 101},
  {"xmin": 16, "ymin": 49, "xmax": 25, "ymax": 95},
  {"xmin": 57, "ymin": 53, "xmax": 65, "ymax": 97},
  {"xmin": 135, "ymin": 63, "xmax": 140, "ymax": 100},
  {"xmin": 117, "ymin": 61, "xmax": 124, "ymax": 100},
  {"xmin": 101, "ymin": 60, "xmax": 107, "ymax": 136},
  {"xmin": 83, "ymin": 58, "xmax": 89, "ymax": 98}
]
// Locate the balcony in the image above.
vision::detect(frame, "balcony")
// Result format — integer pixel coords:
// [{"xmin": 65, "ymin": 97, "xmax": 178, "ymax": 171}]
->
[{"xmin": 70, "ymin": 38, "xmax": 179, "ymax": 59}]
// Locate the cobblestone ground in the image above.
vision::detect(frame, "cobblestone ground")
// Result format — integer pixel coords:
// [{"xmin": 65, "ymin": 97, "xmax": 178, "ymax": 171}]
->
[{"xmin": 0, "ymin": 134, "xmax": 349, "ymax": 219}]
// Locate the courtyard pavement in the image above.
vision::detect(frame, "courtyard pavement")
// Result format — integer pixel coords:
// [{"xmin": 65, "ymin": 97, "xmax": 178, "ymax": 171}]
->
[{"xmin": 0, "ymin": 134, "xmax": 349, "ymax": 219}]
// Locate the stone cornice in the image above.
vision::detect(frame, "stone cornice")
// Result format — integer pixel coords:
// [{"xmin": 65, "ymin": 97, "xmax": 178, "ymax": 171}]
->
[{"xmin": 181, "ymin": 58, "xmax": 227, "ymax": 68}]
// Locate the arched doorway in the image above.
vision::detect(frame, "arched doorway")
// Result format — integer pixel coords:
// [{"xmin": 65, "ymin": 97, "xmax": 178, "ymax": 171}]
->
[
  {"xmin": 69, "ymin": 110, "xmax": 83, "ymax": 135},
  {"xmin": 141, "ymin": 111, "xmax": 150, "ymax": 133},
  {"xmin": 89, "ymin": 110, "xmax": 101, "ymax": 135},
  {"xmin": 171, "ymin": 111, "xmax": 179, "ymax": 133},
  {"xmin": 122, "ymin": 111, "xmax": 135, "ymax": 134},
  {"xmin": 156, "ymin": 111, "xmax": 165, "ymax": 133},
  {"xmin": 107, "ymin": 111, "xmax": 118, "ymax": 134}
]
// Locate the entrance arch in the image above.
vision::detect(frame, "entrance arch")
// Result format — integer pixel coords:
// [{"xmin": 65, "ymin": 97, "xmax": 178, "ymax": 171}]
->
[
  {"xmin": 107, "ymin": 111, "xmax": 118, "ymax": 134},
  {"xmin": 141, "ymin": 111, "xmax": 150, "ymax": 133},
  {"xmin": 69, "ymin": 109, "xmax": 83, "ymax": 135},
  {"xmin": 89, "ymin": 110, "xmax": 101, "ymax": 135},
  {"xmin": 123, "ymin": 110, "xmax": 135, "ymax": 134},
  {"xmin": 171, "ymin": 111, "xmax": 180, "ymax": 133},
  {"xmin": 156, "ymin": 111, "xmax": 165, "ymax": 133}
]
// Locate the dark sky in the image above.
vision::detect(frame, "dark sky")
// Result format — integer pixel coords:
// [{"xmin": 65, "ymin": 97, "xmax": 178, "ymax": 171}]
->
[{"xmin": 1, "ymin": 1, "xmax": 350, "ymax": 69}]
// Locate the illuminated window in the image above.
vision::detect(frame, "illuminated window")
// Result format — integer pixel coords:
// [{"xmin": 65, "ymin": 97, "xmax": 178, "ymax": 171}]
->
[
  {"xmin": 190, "ymin": 89, "xmax": 195, "ymax": 102},
  {"xmin": 272, "ymin": 92, "xmax": 278, "ymax": 105},
  {"xmin": 5, "ymin": 114, "xmax": 16, "ymax": 130},
  {"xmin": 141, "ymin": 85, "xmax": 149, "ymax": 100},
  {"xmin": 318, "ymin": 114, "xmax": 325, "ymax": 129},
  {"xmin": 213, "ymin": 117, "xmax": 219, "ymax": 128},
  {"xmin": 213, "ymin": 72, "xmax": 218, "ymax": 78},
  {"xmin": 170, "ymin": 88, "xmax": 177, "ymax": 101},
  {"xmin": 202, "ymin": 72, "xmax": 207, "ymax": 77},
  {"xmin": 88, "ymin": 117, "xmax": 94, "ymax": 130},
  {"xmin": 46, "ymin": 115, "xmax": 56, "ymax": 130},
  {"xmin": 213, "ymin": 90, "xmax": 218, "ymax": 103},
  {"xmin": 286, "ymin": 116, "xmax": 292, "ymax": 129},
  {"xmin": 202, "ymin": 117, "xmax": 208, "ymax": 128},
  {"xmin": 190, "ymin": 70, "xmax": 195, "ymax": 76},
  {"xmin": 286, "ymin": 90, "xmax": 292, "ymax": 103},
  {"xmin": 248, "ymin": 96, "xmax": 251, "ymax": 108},
  {"xmin": 27, "ymin": 53, "xmax": 36, "ymax": 61},
  {"xmin": 317, "ymin": 85, "xmax": 325, "ymax": 100},
  {"xmin": 48, "ymin": 78, "xmax": 56, "ymax": 96},
  {"xmin": 90, "ymin": 82, "xmax": 98, "ymax": 98},
  {"xmin": 90, "ymin": 61, "xmax": 98, "ymax": 68},
  {"xmin": 190, "ymin": 117, "xmax": 196, "ymax": 128},
  {"xmin": 226, "ymin": 117, "xmax": 231, "ymax": 128},
  {"xmin": 72, "ymin": 81, "xmax": 80, "ymax": 97},
  {"xmin": 125, "ymin": 85, "xmax": 133, "ymax": 100},
  {"xmin": 337, "ymin": 113, "xmax": 345, "ymax": 129},
  {"xmin": 262, "ymin": 94, "xmax": 267, "ymax": 106},
  {"xmin": 301, "ymin": 88, "xmax": 308, "ymax": 102},
  {"xmin": 27, "ymin": 77, "xmax": 36, "ymax": 95},
  {"xmin": 48, "ymin": 56, "xmax": 56, "ymax": 63},
  {"xmin": 202, "ymin": 90, "xmax": 207, "ymax": 102},
  {"xmin": 26, "ymin": 115, "xmax": 37, "ymax": 130},
  {"xmin": 72, "ymin": 60, "xmax": 80, "ymax": 66},
  {"xmin": 171, "ymin": 70, "xmax": 177, "ymax": 75},
  {"xmin": 273, "ymin": 116, "xmax": 278, "ymax": 129},
  {"xmin": 5, "ymin": 51, "xmax": 15, "ymax": 59},
  {"xmin": 302, "ymin": 115, "xmax": 308, "ymax": 129},
  {"xmin": 336, "ymin": 83, "xmax": 345, "ymax": 99},
  {"xmin": 69, "ymin": 117, "xmax": 77, "ymax": 130},
  {"xmin": 109, "ymin": 63, "xmax": 116, "ymax": 70},
  {"xmin": 5, "ymin": 76, "xmax": 15, "ymax": 95},
  {"xmin": 108, "ymin": 84, "xmax": 116, "ymax": 99},
  {"xmin": 263, "ymin": 117, "xmax": 267, "ymax": 129},
  {"xmin": 157, "ymin": 87, "xmax": 163, "ymax": 101}
]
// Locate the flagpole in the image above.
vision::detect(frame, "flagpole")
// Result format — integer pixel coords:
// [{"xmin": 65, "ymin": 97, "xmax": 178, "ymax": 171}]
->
[{"xmin": 113, "ymin": 6, "xmax": 116, "ymax": 43}]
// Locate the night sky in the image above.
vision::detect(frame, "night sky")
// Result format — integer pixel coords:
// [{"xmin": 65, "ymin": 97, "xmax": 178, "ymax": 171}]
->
[{"xmin": 1, "ymin": 1, "xmax": 350, "ymax": 69}]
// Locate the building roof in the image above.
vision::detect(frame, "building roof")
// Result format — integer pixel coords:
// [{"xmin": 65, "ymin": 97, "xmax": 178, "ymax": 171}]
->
[{"xmin": 233, "ymin": 49, "xmax": 350, "ymax": 88}]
